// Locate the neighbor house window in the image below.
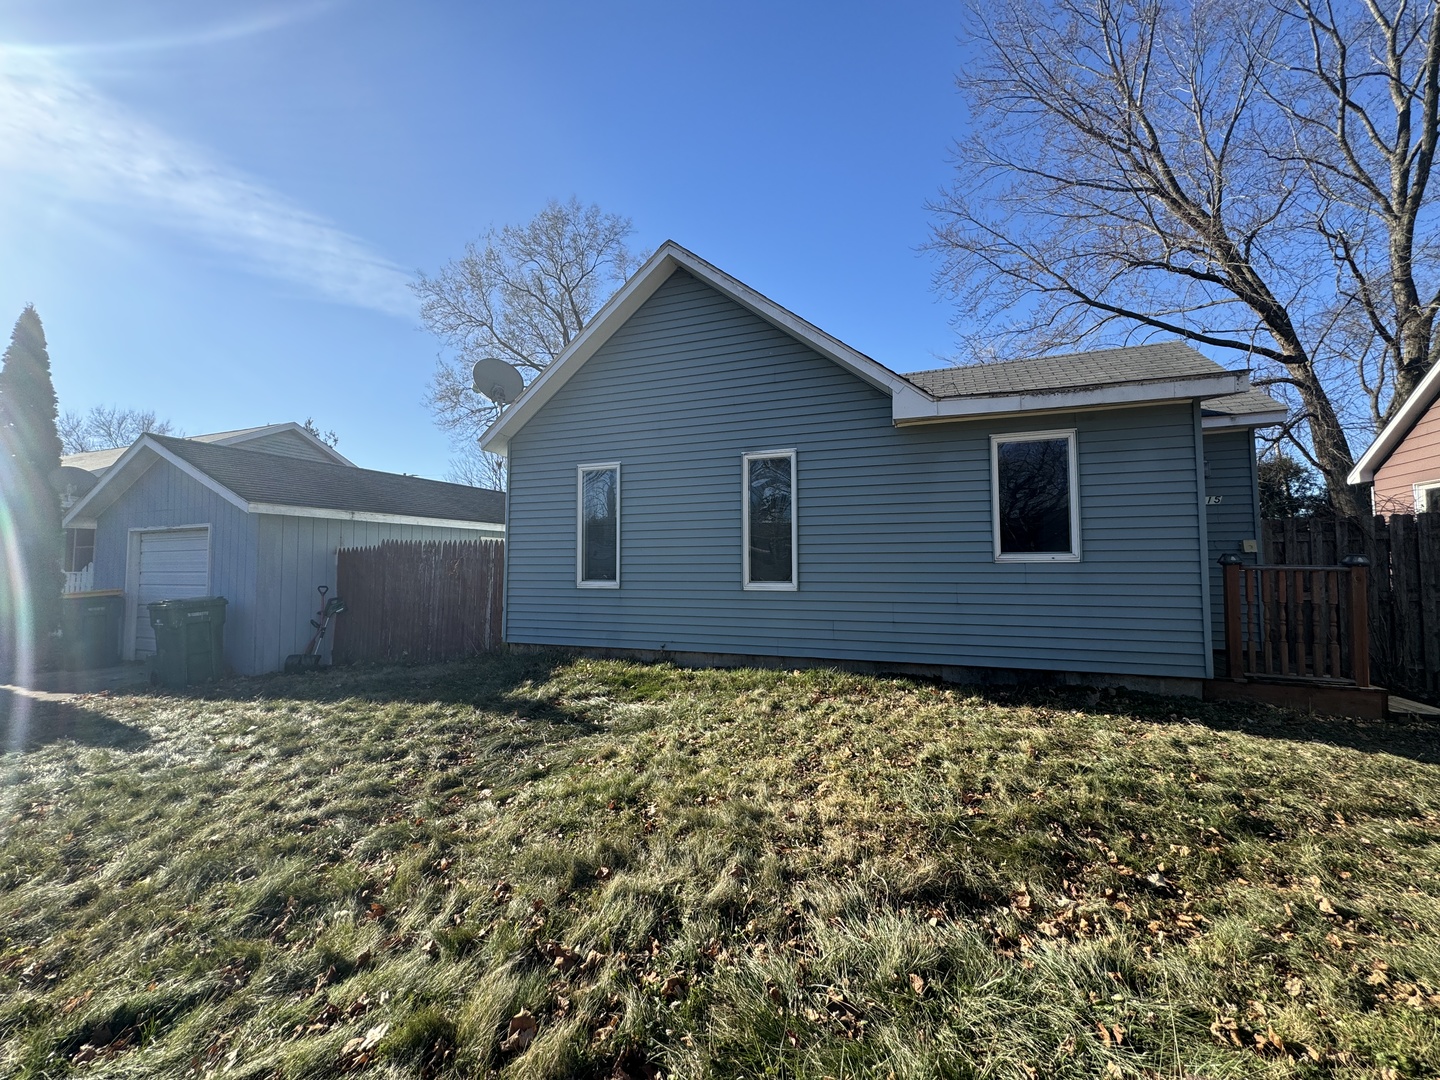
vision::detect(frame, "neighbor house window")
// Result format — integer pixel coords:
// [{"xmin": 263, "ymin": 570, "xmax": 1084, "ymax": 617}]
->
[
  {"xmin": 1416, "ymin": 481, "xmax": 1440, "ymax": 514},
  {"xmin": 64, "ymin": 528, "xmax": 95, "ymax": 573},
  {"xmin": 991, "ymin": 430, "xmax": 1079, "ymax": 561},
  {"xmin": 743, "ymin": 450, "xmax": 797, "ymax": 589},
  {"xmin": 577, "ymin": 463, "xmax": 619, "ymax": 587}
]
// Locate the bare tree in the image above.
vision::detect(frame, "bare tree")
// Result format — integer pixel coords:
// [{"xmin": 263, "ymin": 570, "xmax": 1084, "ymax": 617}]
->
[
  {"xmin": 929, "ymin": 0, "xmax": 1440, "ymax": 517},
  {"xmin": 58, "ymin": 405, "xmax": 180, "ymax": 454},
  {"xmin": 302, "ymin": 416, "xmax": 340, "ymax": 449},
  {"xmin": 413, "ymin": 198, "xmax": 644, "ymax": 488}
]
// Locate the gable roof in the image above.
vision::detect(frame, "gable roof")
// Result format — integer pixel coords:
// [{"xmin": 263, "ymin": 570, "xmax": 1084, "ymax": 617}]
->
[
  {"xmin": 61, "ymin": 421, "xmax": 354, "ymax": 476},
  {"xmin": 63, "ymin": 434, "xmax": 505, "ymax": 531},
  {"xmin": 479, "ymin": 241, "xmax": 1251, "ymax": 453},
  {"xmin": 1347, "ymin": 361, "xmax": 1440, "ymax": 483}
]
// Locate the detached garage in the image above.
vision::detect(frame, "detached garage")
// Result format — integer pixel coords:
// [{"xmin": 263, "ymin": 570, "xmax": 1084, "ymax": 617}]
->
[{"xmin": 62, "ymin": 433, "xmax": 505, "ymax": 675}]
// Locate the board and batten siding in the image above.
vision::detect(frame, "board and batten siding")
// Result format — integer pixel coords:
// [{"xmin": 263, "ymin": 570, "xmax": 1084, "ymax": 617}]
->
[
  {"xmin": 250, "ymin": 515, "xmax": 483, "ymax": 674},
  {"xmin": 1202, "ymin": 428, "xmax": 1261, "ymax": 647},
  {"xmin": 91, "ymin": 457, "xmax": 260, "ymax": 674},
  {"xmin": 506, "ymin": 268, "xmax": 1212, "ymax": 680}
]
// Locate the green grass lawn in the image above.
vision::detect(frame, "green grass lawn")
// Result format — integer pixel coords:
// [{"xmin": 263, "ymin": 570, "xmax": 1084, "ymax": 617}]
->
[{"xmin": 1, "ymin": 654, "xmax": 1437, "ymax": 1079}]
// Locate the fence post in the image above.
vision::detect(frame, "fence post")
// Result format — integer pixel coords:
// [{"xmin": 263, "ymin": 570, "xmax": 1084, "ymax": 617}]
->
[
  {"xmin": 1342, "ymin": 554, "xmax": 1371, "ymax": 687},
  {"xmin": 1219, "ymin": 554, "xmax": 1243, "ymax": 681}
]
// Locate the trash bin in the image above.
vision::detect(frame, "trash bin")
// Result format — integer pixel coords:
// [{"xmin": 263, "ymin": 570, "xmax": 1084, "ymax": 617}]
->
[
  {"xmin": 60, "ymin": 590, "xmax": 126, "ymax": 670},
  {"xmin": 148, "ymin": 596, "xmax": 228, "ymax": 687}
]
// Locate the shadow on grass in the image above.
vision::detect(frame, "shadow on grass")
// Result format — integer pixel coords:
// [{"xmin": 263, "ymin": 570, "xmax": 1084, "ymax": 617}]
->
[
  {"xmin": 981, "ymin": 683, "xmax": 1440, "ymax": 767},
  {"xmin": 0, "ymin": 686, "xmax": 151, "ymax": 754},
  {"xmin": 155, "ymin": 649, "xmax": 604, "ymax": 734}
]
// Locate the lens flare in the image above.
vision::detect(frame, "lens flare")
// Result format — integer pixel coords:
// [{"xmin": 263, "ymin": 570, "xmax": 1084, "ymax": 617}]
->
[{"xmin": 0, "ymin": 468, "xmax": 35, "ymax": 754}]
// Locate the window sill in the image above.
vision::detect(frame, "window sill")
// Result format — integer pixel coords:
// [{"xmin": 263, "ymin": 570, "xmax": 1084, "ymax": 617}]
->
[
  {"xmin": 577, "ymin": 581, "xmax": 620, "ymax": 589},
  {"xmin": 743, "ymin": 582, "xmax": 798, "ymax": 592},
  {"xmin": 994, "ymin": 553, "xmax": 1081, "ymax": 563}
]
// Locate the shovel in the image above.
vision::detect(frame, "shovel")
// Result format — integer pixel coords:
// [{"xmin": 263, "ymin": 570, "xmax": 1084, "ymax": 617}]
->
[{"xmin": 284, "ymin": 585, "xmax": 347, "ymax": 674}]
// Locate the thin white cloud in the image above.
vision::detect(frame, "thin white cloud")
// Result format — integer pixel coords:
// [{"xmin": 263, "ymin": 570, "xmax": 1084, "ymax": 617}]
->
[
  {"xmin": 0, "ymin": 46, "xmax": 414, "ymax": 318},
  {"xmin": 3, "ymin": 2, "xmax": 343, "ymax": 59}
]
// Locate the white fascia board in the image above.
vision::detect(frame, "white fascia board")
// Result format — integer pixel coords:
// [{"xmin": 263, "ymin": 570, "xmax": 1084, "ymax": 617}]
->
[
  {"xmin": 480, "ymin": 241, "xmax": 922, "ymax": 456},
  {"xmin": 62, "ymin": 436, "xmax": 250, "ymax": 527},
  {"xmin": 1347, "ymin": 360, "xmax": 1440, "ymax": 483},
  {"xmin": 1201, "ymin": 408, "xmax": 1288, "ymax": 430},
  {"xmin": 246, "ymin": 502, "xmax": 505, "ymax": 533},
  {"xmin": 891, "ymin": 373, "xmax": 1246, "ymax": 425}
]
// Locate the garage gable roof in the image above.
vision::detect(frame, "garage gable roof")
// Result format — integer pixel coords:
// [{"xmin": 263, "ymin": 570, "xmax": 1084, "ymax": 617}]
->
[{"xmin": 64, "ymin": 435, "xmax": 505, "ymax": 530}]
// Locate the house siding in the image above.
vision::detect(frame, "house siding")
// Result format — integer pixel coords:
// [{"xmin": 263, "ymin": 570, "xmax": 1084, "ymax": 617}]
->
[
  {"xmin": 233, "ymin": 429, "xmax": 343, "ymax": 464},
  {"xmin": 1373, "ymin": 394, "xmax": 1440, "ymax": 512},
  {"xmin": 250, "ymin": 516, "xmax": 482, "ymax": 674},
  {"xmin": 91, "ymin": 460, "xmax": 260, "ymax": 675},
  {"xmin": 1203, "ymin": 428, "xmax": 1261, "ymax": 647},
  {"xmin": 505, "ymin": 269, "xmax": 1211, "ymax": 679}
]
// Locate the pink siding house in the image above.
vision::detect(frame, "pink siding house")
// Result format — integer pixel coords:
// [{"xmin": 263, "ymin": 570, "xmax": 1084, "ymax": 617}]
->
[{"xmin": 1349, "ymin": 362, "xmax": 1440, "ymax": 513}]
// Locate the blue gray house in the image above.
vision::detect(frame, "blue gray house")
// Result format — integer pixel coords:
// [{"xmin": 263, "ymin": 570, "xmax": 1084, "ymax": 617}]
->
[
  {"xmin": 481, "ymin": 243, "xmax": 1283, "ymax": 694},
  {"xmin": 62, "ymin": 434, "xmax": 505, "ymax": 675}
]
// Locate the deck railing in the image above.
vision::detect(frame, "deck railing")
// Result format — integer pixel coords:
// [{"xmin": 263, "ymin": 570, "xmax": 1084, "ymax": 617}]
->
[
  {"xmin": 1219, "ymin": 555, "xmax": 1371, "ymax": 687},
  {"xmin": 63, "ymin": 565, "xmax": 94, "ymax": 594}
]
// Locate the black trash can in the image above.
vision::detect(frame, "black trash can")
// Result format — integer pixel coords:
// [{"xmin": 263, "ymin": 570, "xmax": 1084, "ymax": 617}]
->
[
  {"xmin": 148, "ymin": 597, "xmax": 228, "ymax": 687},
  {"xmin": 60, "ymin": 590, "xmax": 126, "ymax": 670}
]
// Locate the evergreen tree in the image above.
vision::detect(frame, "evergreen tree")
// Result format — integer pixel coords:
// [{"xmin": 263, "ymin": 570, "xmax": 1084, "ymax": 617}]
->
[{"xmin": 0, "ymin": 306, "xmax": 64, "ymax": 664}]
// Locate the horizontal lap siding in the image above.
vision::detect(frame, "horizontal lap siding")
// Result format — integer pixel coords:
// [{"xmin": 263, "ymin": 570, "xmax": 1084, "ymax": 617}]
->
[
  {"xmin": 507, "ymin": 269, "xmax": 1208, "ymax": 678},
  {"xmin": 91, "ymin": 460, "xmax": 260, "ymax": 675},
  {"xmin": 1203, "ymin": 429, "xmax": 1261, "ymax": 646},
  {"xmin": 1374, "ymin": 398, "xmax": 1440, "ymax": 511}
]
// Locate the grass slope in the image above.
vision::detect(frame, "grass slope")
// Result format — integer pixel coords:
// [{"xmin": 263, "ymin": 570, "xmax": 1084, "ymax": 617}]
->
[{"xmin": 1, "ymin": 655, "xmax": 1438, "ymax": 1079}]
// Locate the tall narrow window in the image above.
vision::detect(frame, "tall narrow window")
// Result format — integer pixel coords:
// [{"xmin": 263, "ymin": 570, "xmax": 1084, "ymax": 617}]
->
[
  {"xmin": 743, "ymin": 450, "xmax": 796, "ymax": 589},
  {"xmin": 577, "ymin": 463, "xmax": 619, "ymax": 587},
  {"xmin": 991, "ymin": 430, "xmax": 1079, "ymax": 561}
]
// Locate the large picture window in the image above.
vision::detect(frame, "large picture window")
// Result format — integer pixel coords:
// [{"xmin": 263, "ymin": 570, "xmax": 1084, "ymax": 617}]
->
[
  {"xmin": 991, "ymin": 430, "xmax": 1079, "ymax": 561},
  {"xmin": 577, "ymin": 463, "xmax": 620, "ymax": 587},
  {"xmin": 743, "ymin": 450, "xmax": 797, "ymax": 590}
]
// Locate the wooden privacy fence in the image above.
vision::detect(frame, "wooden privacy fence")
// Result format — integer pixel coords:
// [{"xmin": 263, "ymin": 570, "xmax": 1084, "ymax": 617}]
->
[
  {"xmin": 1261, "ymin": 513, "xmax": 1440, "ymax": 698},
  {"xmin": 332, "ymin": 539, "xmax": 504, "ymax": 665},
  {"xmin": 1220, "ymin": 558, "xmax": 1370, "ymax": 685}
]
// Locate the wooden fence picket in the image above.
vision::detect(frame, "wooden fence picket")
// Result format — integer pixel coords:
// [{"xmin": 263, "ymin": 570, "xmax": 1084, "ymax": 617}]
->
[{"xmin": 332, "ymin": 539, "xmax": 505, "ymax": 665}]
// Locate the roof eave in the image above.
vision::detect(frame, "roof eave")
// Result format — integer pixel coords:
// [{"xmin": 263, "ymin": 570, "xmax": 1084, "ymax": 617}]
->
[
  {"xmin": 892, "ymin": 372, "xmax": 1246, "ymax": 425},
  {"xmin": 62, "ymin": 435, "xmax": 250, "ymax": 528},
  {"xmin": 1201, "ymin": 408, "xmax": 1289, "ymax": 430},
  {"xmin": 1347, "ymin": 359, "xmax": 1440, "ymax": 483},
  {"xmin": 246, "ymin": 502, "xmax": 504, "ymax": 531}
]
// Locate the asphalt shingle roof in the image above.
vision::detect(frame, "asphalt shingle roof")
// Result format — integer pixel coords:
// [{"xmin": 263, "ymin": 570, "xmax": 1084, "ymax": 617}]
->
[
  {"xmin": 150, "ymin": 434, "xmax": 505, "ymax": 524},
  {"xmin": 903, "ymin": 342, "xmax": 1234, "ymax": 399},
  {"xmin": 1201, "ymin": 388, "xmax": 1287, "ymax": 418}
]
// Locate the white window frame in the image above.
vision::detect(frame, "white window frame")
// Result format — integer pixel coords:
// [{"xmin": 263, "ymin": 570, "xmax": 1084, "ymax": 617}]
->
[
  {"xmin": 742, "ymin": 449, "xmax": 798, "ymax": 591},
  {"xmin": 990, "ymin": 429, "xmax": 1081, "ymax": 563},
  {"xmin": 1415, "ymin": 479, "xmax": 1440, "ymax": 514},
  {"xmin": 576, "ymin": 462, "xmax": 621, "ymax": 589}
]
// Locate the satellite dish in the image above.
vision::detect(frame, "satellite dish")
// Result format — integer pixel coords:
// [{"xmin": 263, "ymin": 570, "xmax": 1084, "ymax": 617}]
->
[
  {"xmin": 49, "ymin": 466, "xmax": 99, "ymax": 496},
  {"xmin": 472, "ymin": 358, "xmax": 525, "ymax": 406}
]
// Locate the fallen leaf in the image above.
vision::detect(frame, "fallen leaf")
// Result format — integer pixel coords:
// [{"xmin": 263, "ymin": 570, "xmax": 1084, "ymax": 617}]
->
[
  {"xmin": 909, "ymin": 973, "xmax": 926, "ymax": 997},
  {"xmin": 500, "ymin": 1008, "xmax": 537, "ymax": 1053}
]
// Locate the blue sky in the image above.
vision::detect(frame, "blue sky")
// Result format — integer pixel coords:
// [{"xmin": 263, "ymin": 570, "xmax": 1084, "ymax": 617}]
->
[{"xmin": 0, "ymin": 0, "xmax": 968, "ymax": 479}]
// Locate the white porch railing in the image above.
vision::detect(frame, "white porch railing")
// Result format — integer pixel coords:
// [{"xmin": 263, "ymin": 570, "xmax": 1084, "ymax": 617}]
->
[{"xmin": 63, "ymin": 565, "xmax": 95, "ymax": 594}]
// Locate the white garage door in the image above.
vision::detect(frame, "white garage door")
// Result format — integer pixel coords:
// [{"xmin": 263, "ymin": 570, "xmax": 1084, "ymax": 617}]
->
[{"xmin": 132, "ymin": 528, "xmax": 210, "ymax": 658}]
